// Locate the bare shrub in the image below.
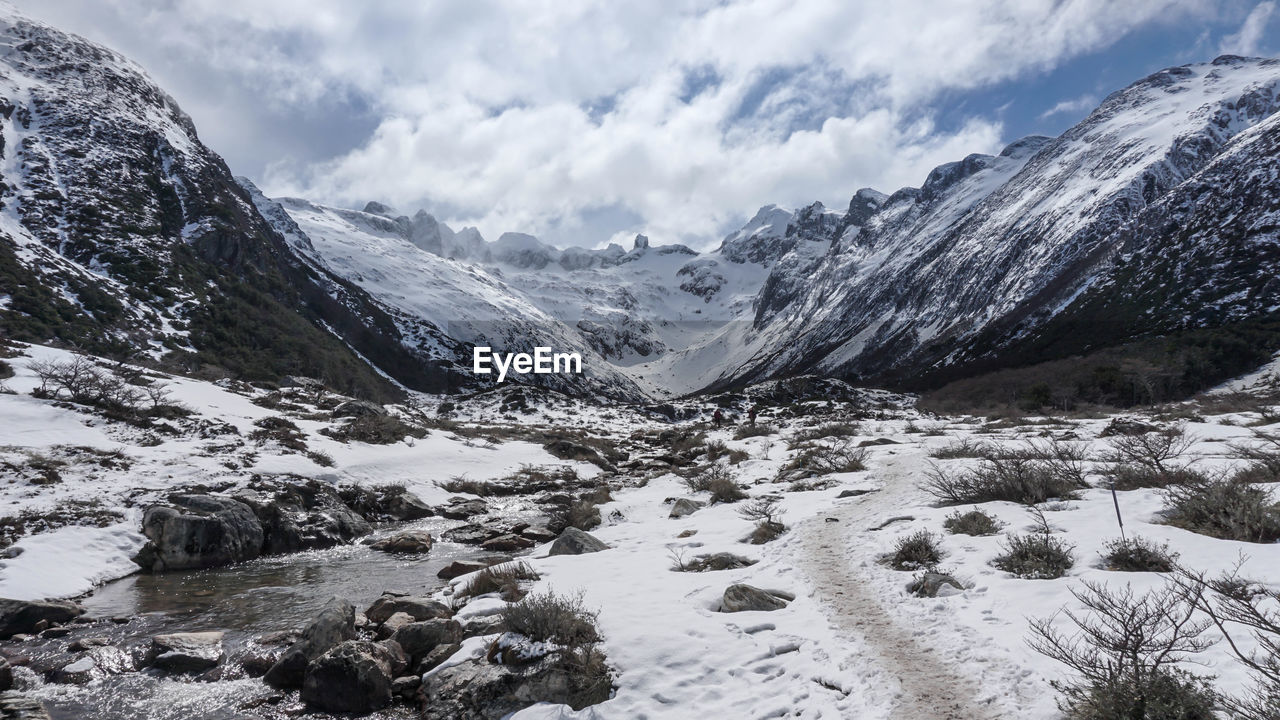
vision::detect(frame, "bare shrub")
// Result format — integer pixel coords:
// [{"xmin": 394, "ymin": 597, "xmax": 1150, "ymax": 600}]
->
[
  {"xmin": 739, "ymin": 497, "xmax": 786, "ymax": 544},
  {"xmin": 1029, "ymin": 580, "xmax": 1218, "ymax": 720},
  {"xmin": 1229, "ymin": 430, "xmax": 1280, "ymax": 483},
  {"xmin": 1104, "ymin": 426, "xmax": 1195, "ymax": 488},
  {"xmin": 788, "ymin": 422, "xmax": 860, "ymax": 449},
  {"xmin": 994, "ymin": 531, "xmax": 1074, "ymax": 579},
  {"xmin": 1177, "ymin": 566, "xmax": 1280, "ymax": 720},
  {"xmin": 784, "ymin": 438, "xmax": 869, "ymax": 477},
  {"xmin": 887, "ymin": 530, "xmax": 943, "ymax": 570},
  {"xmin": 930, "ymin": 437, "xmax": 991, "ymax": 459},
  {"xmin": 706, "ymin": 476, "xmax": 748, "ymax": 504},
  {"xmin": 437, "ymin": 475, "xmax": 492, "ymax": 495},
  {"xmin": 322, "ymin": 414, "xmax": 425, "ymax": 444},
  {"xmin": 686, "ymin": 463, "xmax": 734, "ymax": 493},
  {"xmin": 1162, "ymin": 474, "xmax": 1280, "ymax": 543},
  {"xmin": 923, "ymin": 455, "xmax": 1084, "ymax": 506},
  {"xmin": 733, "ymin": 423, "xmax": 777, "ymax": 440},
  {"xmin": 458, "ymin": 561, "xmax": 540, "ymax": 602},
  {"xmin": 30, "ymin": 356, "xmax": 143, "ymax": 413},
  {"xmin": 944, "ymin": 508, "xmax": 1002, "ymax": 536},
  {"xmin": 1099, "ymin": 536, "xmax": 1177, "ymax": 573},
  {"xmin": 500, "ymin": 590, "xmax": 601, "ymax": 646}
]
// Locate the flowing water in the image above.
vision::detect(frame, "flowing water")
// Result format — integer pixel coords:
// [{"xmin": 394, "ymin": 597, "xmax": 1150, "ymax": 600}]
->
[{"xmin": 10, "ymin": 517, "xmax": 495, "ymax": 720}]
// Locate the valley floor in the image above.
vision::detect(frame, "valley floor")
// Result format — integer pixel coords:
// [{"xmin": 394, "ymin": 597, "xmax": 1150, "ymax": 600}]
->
[{"xmin": 0, "ymin": 342, "xmax": 1278, "ymax": 719}]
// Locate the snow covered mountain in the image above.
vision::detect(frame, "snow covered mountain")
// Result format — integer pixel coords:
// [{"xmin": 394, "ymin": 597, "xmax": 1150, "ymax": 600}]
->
[
  {"xmin": 685, "ymin": 56, "xmax": 1280, "ymax": 392},
  {"xmin": 2, "ymin": 1, "xmax": 1279, "ymax": 403},
  {"xmin": 0, "ymin": 8, "xmax": 445, "ymax": 400}
]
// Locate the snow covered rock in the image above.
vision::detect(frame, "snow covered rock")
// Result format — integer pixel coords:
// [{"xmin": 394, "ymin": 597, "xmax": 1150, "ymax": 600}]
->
[
  {"xmin": 548, "ymin": 527, "xmax": 609, "ymax": 556},
  {"xmin": 719, "ymin": 584, "xmax": 789, "ymax": 612},
  {"xmin": 906, "ymin": 572, "xmax": 965, "ymax": 598},
  {"xmin": 669, "ymin": 498, "xmax": 704, "ymax": 518},
  {"xmin": 145, "ymin": 631, "xmax": 225, "ymax": 673},
  {"xmin": 265, "ymin": 596, "xmax": 356, "ymax": 689},
  {"xmin": 0, "ymin": 598, "xmax": 83, "ymax": 639},
  {"xmin": 300, "ymin": 640, "xmax": 395, "ymax": 714},
  {"xmin": 238, "ymin": 480, "xmax": 372, "ymax": 555}
]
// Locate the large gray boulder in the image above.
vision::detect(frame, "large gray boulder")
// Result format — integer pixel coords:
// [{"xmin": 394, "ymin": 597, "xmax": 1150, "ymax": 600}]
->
[
  {"xmin": 390, "ymin": 619, "xmax": 462, "ymax": 660},
  {"xmin": 419, "ymin": 654, "xmax": 612, "ymax": 719},
  {"xmin": 370, "ymin": 530, "xmax": 433, "ymax": 554},
  {"xmin": 719, "ymin": 584, "xmax": 789, "ymax": 613},
  {"xmin": 669, "ymin": 498, "xmax": 704, "ymax": 519},
  {"xmin": 264, "ymin": 596, "xmax": 355, "ymax": 689},
  {"xmin": 364, "ymin": 594, "xmax": 452, "ymax": 625},
  {"xmin": 548, "ymin": 527, "xmax": 609, "ymax": 556},
  {"xmin": 133, "ymin": 495, "xmax": 264, "ymax": 572},
  {"xmin": 0, "ymin": 598, "xmax": 83, "ymax": 639},
  {"xmin": 300, "ymin": 640, "xmax": 395, "ymax": 714},
  {"xmin": 145, "ymin": 631, "xmax": 225, "ymax": 673}
]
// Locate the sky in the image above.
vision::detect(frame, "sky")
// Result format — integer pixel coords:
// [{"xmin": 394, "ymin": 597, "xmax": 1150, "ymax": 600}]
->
[{"xmin": 16, "ymin": 0, "xmax": 1280, "ymax": 250}]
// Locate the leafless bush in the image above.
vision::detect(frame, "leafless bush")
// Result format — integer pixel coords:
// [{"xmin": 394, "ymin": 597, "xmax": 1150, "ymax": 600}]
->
[
  {"xmin": 1176, "ymin": 565, "xmax": 1280, "ymax": 720},
  {"xmin": 686, "ymin": 463, "xmax": 733, "ymax": 492},
  {"xmin": 733, "ymin": 423, "xmax": 777, "ymax": 440},
  {"xmin": 1229, "ymin": 430, "xmax": 1280, "ymax": 484},
  {"xmin": 944, "ymin": 508, "xmax": 1003, "ymax": 536},
  {"xmin": 30, "ymin": 356, "xmax": 143, "ymax": 413},
  {"xmin": 923, "ymin": 454, "xmax": 1084, "ymax": 506},
  {"xmin": 458, "ymin": 561, "xmax": 540, "ymax": 602},
  {"xmin": 788, "ymin": 422, "xmax": 860, "ymax": 449},
  {"xmin": 930, "ymin": 437, "xmax": 991, "ymax": 459},
  {"xmin": 1099, "ymin": 536, "xmax": 1177, "ymax": 573},
  {"xmin": 739, "ymin": 496, "xmax": 786, "ymax": 544},
  {"xmin": 784, "ymin": 438, "xmax": 869, "ymax": 477},
  {"xmin": 1029, "ymin": 580, "xmax": 1218, "ymax": 720},
  {"xmin": 501, "ymin": 590, "xmax": 601, "ymax": 647},
  {"xmin": 1105, "ymin": 426, "xmax": 1195, "ymax": 485}
]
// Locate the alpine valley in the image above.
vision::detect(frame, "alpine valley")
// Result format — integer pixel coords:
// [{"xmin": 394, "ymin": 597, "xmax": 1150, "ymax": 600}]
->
[
  {"xmin": 2, "ymin": 10, "xmax": 1278, "ymax": 404},
  {"xmin": 5, "ymin": 7, "xmax": 1280, "ymax": 720}
]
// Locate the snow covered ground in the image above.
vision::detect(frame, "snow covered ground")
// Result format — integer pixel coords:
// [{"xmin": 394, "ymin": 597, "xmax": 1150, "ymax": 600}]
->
[{"xmin": 2, "ymin": 341, "xmax": 1279, "ymax": 718}]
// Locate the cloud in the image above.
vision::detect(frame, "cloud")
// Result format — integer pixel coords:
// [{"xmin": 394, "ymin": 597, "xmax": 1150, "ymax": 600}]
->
[
  {"xmin": 16, "ymin": 0, "xmax": 1224, "ymax": 249},
  {"xmin": 1220, "ymin": 1, "xmax": 1276, "ymax": 55},
  {"xmin": 1038, "ymin": 94, "xmax": 1100, "ymax": 121}
]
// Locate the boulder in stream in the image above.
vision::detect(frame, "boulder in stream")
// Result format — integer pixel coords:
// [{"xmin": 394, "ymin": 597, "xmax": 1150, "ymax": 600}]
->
[
  {"xmin": 264, "ymin": 596, "xmax": 356, "ymax": 689},
  {"xmin": 365, "ymin": 594, "xmax": 452, "ymax": 625},
  {"xmin": 390, "ymin": 619, "xmax": 462, "ymax": 660},
  {"xmin": 0, "ymin": 598, "xmax": 83, "ymax": 640},
  {"xmin": 370, "ymin": 530, "xmax": 434, "ymax": 554},
  {"xmin": 145, "ymin": 631, "xmax": 225, "ymax": 673},
  {"xmin": 133, "ymin": 495, "xmax": 264, "ymax": 572},
  {"xmin": 300, "ymin": 640, "xmax": 395, "ymax": 714}
]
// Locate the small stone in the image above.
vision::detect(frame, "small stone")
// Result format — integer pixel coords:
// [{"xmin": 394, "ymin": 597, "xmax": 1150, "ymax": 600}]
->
[
  {"xmin": 719, "ymin": 584, "xmax": 789, "ymax": 613},
  {"xmin": 547, "ymin": 527, "xmax": 608, "ymax": 556}
]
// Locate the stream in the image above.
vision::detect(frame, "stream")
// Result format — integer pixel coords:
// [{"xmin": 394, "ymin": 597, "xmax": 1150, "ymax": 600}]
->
[{"xmin": 12, "ymin": 517, "xmax": 494, "ymax": 720}]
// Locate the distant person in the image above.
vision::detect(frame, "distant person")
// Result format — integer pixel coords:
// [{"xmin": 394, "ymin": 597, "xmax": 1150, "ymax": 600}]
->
[
  {"xmin": 713, "ymin": 408, "xmax": 724, "ymax": 428},
  {"xmin": 748, "ymin": 405, "xmax": 759, "ymax": 426}
]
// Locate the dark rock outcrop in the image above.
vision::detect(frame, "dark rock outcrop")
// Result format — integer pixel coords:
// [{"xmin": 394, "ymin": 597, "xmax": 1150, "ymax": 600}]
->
[
  {"xmin": 133, "ymin": 495, "xmax": 263, "ymax": 572},
  {"xmin": 0, "ymin": 598, "xmax": 83, "ymax": 640},
  {"xmin": 300, "ymin": 640, "xmax": 395, "ymax": 714},
  {"xmin": 264, "ymin": 596, "xmax": 356, "ymax": 689},
  {"xmin": 365, "ymin": 595, "xmax": 452, "ymax": 625}
]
